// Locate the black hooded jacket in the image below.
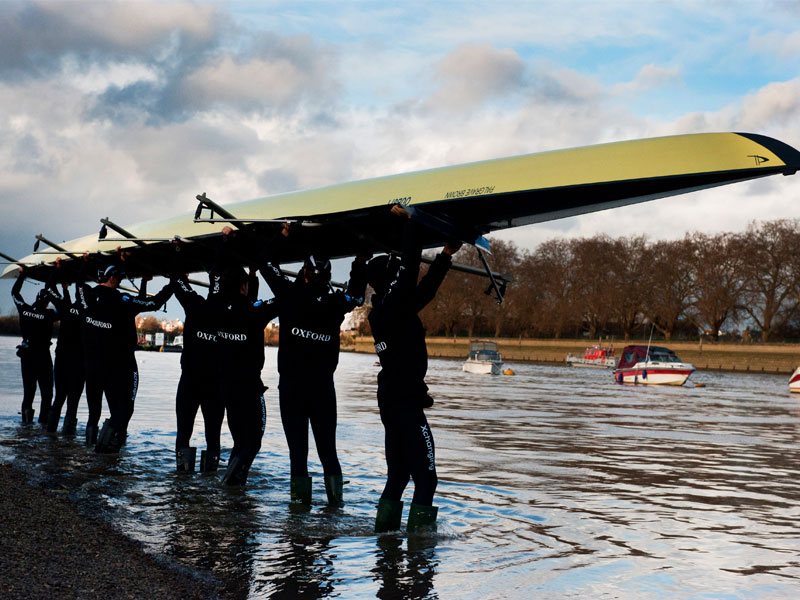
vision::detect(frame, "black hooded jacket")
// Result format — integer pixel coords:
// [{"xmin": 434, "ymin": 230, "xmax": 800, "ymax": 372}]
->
[
  {"xmin": 76, "ymin": 272, "xmax": 173, "ymax": 363},
  {"xmin": 12, "ymin": 273, "xmax": 58, "ymax": 349},
  {"xmin": 261, "ymin": 257, "xmax": 367, "ymax": 379},
  {"xmin": 368, "ymin": 221, "xmax": 451, "ymax": 405},
  {"xmin": 44, "ymin": 283, "xmax": 82, "ymax": 353}
]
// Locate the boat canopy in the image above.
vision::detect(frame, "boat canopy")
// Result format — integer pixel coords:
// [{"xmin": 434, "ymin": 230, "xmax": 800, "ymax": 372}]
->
[
  {"xmin": 466, "ymin": 340, "xmax": 501, "ymax": 362},
  {"xmin": 469, "ymin": 340, "xmax": 498, "ymax": 352},
  {"xmin": 617, "ymin": 345, "xmax": 681, "ymax": 369}
]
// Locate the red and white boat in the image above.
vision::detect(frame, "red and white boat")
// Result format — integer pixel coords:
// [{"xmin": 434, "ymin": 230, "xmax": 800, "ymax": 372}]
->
[
  {"xmin": 614, "ymin": 345, "xmax": 695, "ymax": 386},
  {"xmin": 789, "ymin": 367, "xmax": 800, "ymax": 392},
  {"xmin": 566, "ymin": 345, "xmax": 617, "ymax": 368}
]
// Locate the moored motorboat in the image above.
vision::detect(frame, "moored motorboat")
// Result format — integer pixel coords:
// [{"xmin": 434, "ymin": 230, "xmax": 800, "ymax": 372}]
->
[
  {"xmin": 463, "ymin": 340, "xmax": 503, "ymax": 375},
  {"xmin": 566, "ymin": 345, "xmax": 617, "ymax": 368},
  {"xmin": 614, "ymin": 345, "xmax": 695, "ymax": 386},
  {"xmin": 789, "ymin": 367, "xmax": 800, "ymax": 392}
]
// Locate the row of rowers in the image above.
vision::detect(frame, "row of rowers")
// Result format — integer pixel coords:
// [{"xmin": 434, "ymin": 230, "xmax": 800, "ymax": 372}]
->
[{"xmin": 11, "ymin": 206, "xmax": 462, "ymax": 533}]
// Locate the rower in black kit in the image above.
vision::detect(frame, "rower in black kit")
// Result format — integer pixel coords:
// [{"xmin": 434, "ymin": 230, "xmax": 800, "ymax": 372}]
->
[
  {"xmin": 44, "ymin": 265, "xmax": 86, "ymax": 435},
  {"xmin": 11, "ymin": 267, "xmax": 58, "ymax": 425},
  {"xmin": 171, "ymin": 274, "xmax": 225, "ymax": 472},
  {"xmin": 261, "ymin": 223, "xmax": 369, "ymax": 508},
  {"xmin": 76, "ymin": 260, "xmax": 174, "ymax": 452},
  {"xmin": 211, "ymin": 228, "xmax": 279, "ymax": 486},
  {"xmin": 366, "ymin": 205, "xmax": 461, "ymax": 533},
  {"xmin": 170, "ymin": 259, "xmax": 260, "ymax": 473}
]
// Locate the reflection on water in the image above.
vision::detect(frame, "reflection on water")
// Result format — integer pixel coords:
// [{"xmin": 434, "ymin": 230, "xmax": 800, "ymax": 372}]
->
[{"xmin": 1, "ymin": 336, "xmax": 800, "ymax": 599}]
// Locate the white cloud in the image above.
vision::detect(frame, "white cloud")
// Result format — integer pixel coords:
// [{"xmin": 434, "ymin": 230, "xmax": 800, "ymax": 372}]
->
[
  {"xmin": 178, "ymin": 36, "xmax": 339, "ymax": 114},
  {"xmin": 748, "ymin": 30, "xmax": 800, "ymax": 60},
  {"xmin": 0, "ymin": 1, "xmax": 222, "ymax": 77},
  {"xmin": 611, "ymin": 63, "xmax": 683, "ymax": 96},
  {"xmin": 424, "ymin": 44, "xmax": 525, "ymax": 112}
]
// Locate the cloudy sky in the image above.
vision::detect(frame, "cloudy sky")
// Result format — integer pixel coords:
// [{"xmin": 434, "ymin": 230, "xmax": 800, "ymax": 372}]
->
[{"xmin": 2, "ymin": 0, "xmax": 800, "ymax": 315}]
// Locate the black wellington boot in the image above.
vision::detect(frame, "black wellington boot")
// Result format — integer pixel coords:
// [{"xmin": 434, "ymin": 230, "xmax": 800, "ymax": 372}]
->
[
  {"xmin": 46, "ymin": 410, "xmax": 61, "ymax": 433},
  {"xmin": 199, "ymin": 450, "xmax": 220, "ymax": 473},
  {"xmin": 95, "ymin": 419, "xmax": 124, "ymax": 454},
  {"xmin": 21, "ymin": 409, "xmax": 35, "ymax": 425},
  {"xmin": 85, "ymin": 424, "xmax": 98, "ymax": 447},
  {"xmin": 62, "ymin": 417, "xmax": 78, "ymax": 436},
  {"xmin": 176, "ymin": 447, "xmax": 197, "ymax": 472},
  {"xmin": 222, "ymin": 456, "xmax": 252, "ymax": 487}
]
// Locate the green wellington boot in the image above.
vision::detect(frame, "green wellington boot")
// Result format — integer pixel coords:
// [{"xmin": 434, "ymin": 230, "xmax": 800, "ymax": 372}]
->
[
  {"xmin": 374, "ymin": 499, "xmax": 403, "ymax": 533},
  {"xmin": 290, "ymin": 476, "xmax": 312, "ymax": 508},
  {"xmin": 324, "ymin": 474, "xmax": 343, "ymax": 507},
  {"xmin": 406, "ymin": 503, "xmax": 438, "ymax": 533}
]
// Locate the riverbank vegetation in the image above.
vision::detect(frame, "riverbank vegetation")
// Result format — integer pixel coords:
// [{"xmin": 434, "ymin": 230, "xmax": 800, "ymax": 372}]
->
[
  {"xmin": 5, "ymin": 219, "xmax": 799, "ymax": 345},
  {"xmin": 353, "ymin": 219, "xmax": 800, "ymax": 343}
]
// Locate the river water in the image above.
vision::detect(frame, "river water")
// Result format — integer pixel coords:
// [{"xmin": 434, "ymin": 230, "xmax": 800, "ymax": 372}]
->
[{"xmin": 1, "ymin": 335, "xmax": 799, "ymax": 599}]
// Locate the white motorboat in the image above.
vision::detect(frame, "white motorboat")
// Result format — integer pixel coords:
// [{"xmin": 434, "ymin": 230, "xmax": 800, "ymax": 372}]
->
[
  {"xmin": 463, "ymin": 340, "xmax": 503, "ymax": 375},
  {"xmin": 614, "ymin": 345, "xmax": 695, "ymax": 386},
  {"xmin": 566, "ymin": 345, "xmax": 617, "ymax": 368},
  {"xmin": 790, "ymin": 367, "xmax": 800, "ymax": 392}
]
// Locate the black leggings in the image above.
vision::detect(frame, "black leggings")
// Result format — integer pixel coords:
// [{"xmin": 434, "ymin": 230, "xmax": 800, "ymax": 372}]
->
[
  {"xmin": 175, "ymin": 370, "xmax": 224, "ymax": 454},
  {"xmin": 51, "ymin": 348, "xmax": 85, "ymax": 425},
  {"xmin": 20, "ymin": 347, "xmax": 53, "ymax": 421},
  {"xmin": 84, "ymin": 358, "xmax": 138, "ymax": 432},
  {"xmin": 223, "ymin": 384, "xmax": 266, "ymax": 479},
  {"xmin": 379, "ymin": 402, "xmax": 438, "ymax": 506},
  {"xmin": 279, "ymin": 377, "xmax": 341, "ymax": 478}
]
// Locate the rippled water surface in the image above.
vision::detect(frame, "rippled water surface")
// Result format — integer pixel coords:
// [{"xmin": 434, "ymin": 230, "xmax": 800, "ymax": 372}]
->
[{"xmin": 1, "ymin": 335, "xmax": 799, "ymax": 599}]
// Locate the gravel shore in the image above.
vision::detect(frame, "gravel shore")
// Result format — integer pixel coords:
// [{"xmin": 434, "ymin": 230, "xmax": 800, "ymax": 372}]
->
[{"xmin": 0, "ymin": 462, "xmax": 224, "ymax": 600}]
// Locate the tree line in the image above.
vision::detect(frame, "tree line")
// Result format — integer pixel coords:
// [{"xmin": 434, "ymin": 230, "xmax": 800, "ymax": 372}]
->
[
  {"xmin": 5, "ymin": 219, "xmax": 800, "ymax": 344},
  {"xmin": 357, "ymin": 219, "xmax": 800, "ymax": 343}
]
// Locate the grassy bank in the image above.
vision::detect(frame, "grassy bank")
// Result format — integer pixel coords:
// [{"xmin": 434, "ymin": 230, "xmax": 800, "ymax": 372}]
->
[{"xmin": 350, "ymin": 336, "xmax": 800, "ymax": 374}]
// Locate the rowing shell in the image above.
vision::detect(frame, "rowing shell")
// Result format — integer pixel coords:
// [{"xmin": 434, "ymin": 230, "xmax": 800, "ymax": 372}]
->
[{"xmin": 4, "ymin": 131, "xmax": 799, "ymax": 281}]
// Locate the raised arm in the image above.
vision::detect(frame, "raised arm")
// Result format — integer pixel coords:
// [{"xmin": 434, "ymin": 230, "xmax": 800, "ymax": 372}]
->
[
  {"xmin": 333, "ymin": 255, "xmax": 369, "ymax": 314},
  {"xmin": 381, "ymin": 213, "xmax": 423, "ymax": 310},
  {"xmin": 122, "ymin": 280, "xmax": 174, "ymax": 316},
  {"xmin": 413, "ymin": 241, "xmax": 460, "ymax": 311},
  {"xmin": 11, "ymin": 268, "xmax": 28, "ymax": 310},
  {"xmin": 258, "ymin": 223, "xmax": 295, "ymax": 301},
  {"xmin": 254, "ymin": 297, "xmax": 280, "ymax": 329},
  {"xmin": 43, "ymin": 270, "xmax": 68, "ymax": 313},
  {"xmin": 171, "ymin": 274, "xmax": 203, "ymax": 313},
  {"xmin": 75, "ymin": 257, "xmax": 92, "ymax": 314}
]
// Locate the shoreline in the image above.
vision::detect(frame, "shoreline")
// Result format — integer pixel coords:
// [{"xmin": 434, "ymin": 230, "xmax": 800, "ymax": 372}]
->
[
  {"xmin": 0, "ymin": 462, "xmax": 224, "ymax": 600},
  {"xmin": 348, "ymin": 336, "xmax": 800, "ymax": 375}
]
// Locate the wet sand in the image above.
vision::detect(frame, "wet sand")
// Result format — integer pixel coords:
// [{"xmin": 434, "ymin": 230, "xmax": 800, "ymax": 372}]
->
[{"xmin": 0, "ymin": 462, "xmax": 222, "ymax": 600}]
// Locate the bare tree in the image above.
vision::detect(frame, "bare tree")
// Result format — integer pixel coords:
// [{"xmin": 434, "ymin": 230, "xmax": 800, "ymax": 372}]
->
[
  {"xmin": 520, "ymin": 239, "xmax": 576, "ymax": 338},
  {"xmin": 642, "ymin": 238, "xmax": 695, "ymax": 340},
  {"xmin": 606, "ymin": 235, "xmax": 649, "ymax": 340},
  {"xmin": 739, "ymin": 219, "xmax": 800, "ymax": 341},
  {"xmin": 686, "ymin": 232, "xmax": 746, "ymax": 339},
  {"xmin": 420, "ymin": 262, "xmax": 469, "ymax": 337},
  {"xmin": 570, "ymin": 236, "xmax": 614, "ymax": 338}
]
